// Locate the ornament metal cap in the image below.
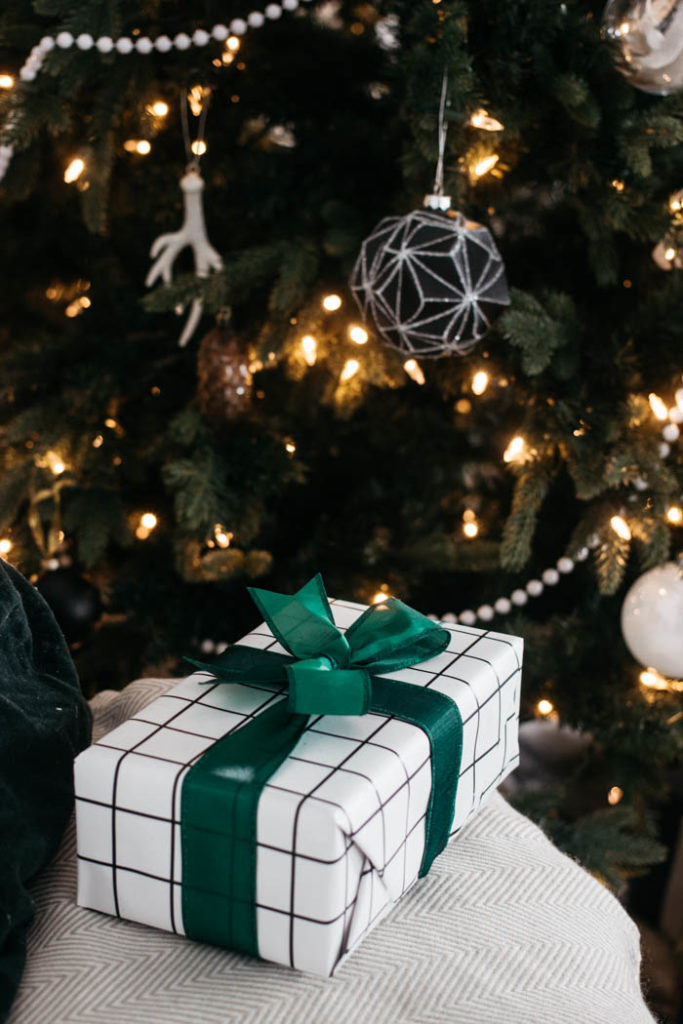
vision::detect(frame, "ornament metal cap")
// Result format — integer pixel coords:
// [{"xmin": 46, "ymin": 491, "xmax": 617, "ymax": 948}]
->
[{"xmin": 423, "ymin": 193, "xmax": 452, "ymax": 212}]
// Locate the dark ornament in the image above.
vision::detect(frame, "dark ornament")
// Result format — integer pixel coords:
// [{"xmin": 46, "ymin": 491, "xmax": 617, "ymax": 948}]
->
[
  {"xmin": 36, "ymin": 566, "xmax": 103, "ymax": 644},
  {"xmin": 197, "ymin": 324, "xmax": 252, "ymax": 424},
  {"xmin": 350, "ymin": 201, "xmax": 509, "ymax": 358}
]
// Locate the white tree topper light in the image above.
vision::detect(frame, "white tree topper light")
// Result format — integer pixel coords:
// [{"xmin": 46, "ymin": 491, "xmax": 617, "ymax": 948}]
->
[
  {"xmin": 146, "ymin": 167, "xmax": 222, "ymax": 347},
  {"xmin": 350, "ymin": 201, "xmax": 510, "ymax": 358}
]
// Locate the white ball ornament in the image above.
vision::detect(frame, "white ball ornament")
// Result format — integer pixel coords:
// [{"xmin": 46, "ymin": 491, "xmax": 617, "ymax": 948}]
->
[
  {"xmin": 659, "ymin": 441, "xmax": 671, "ymax": 458},
  {"xmin": 669, "ymin": 406, "xmax": 683, "ymax": 425},
  {"xmin": 477, "ymin": 604, "xmax": 494, "ymax": 622},
  {"xmin": 621, "ymin": 562, "xmax": 683, "ymax": 679},
  {"xmin": 557, "ymin": 556, "xmax": 574, "ymax": 574},
  {"xmin": 494, "ymin": 597, "xmax": 512, "ymax": 615},
  {"xmin": 266, "ymin": 4, "xmax": 283, "ymax": 18},
  {"xmin": 19, "ymin": 67, "xmax": 36, "ymax": 81},
  {"xmin": 542, "ymin": 568, "xmax": 560, "ymax": 586},
  {"xmin": 40, "ymin": 36, "xmax": 55, "ymax": 52}
]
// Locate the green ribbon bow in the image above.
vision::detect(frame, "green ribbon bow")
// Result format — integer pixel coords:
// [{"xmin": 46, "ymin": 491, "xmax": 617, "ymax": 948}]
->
[{"xmin": 181, "ymin": 575, "xmax": 463, "ymax": 962}]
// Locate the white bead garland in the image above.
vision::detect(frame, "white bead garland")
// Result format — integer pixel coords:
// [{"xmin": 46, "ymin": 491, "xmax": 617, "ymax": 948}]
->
[{"xmin": 0, "ymin": 3, "xmax": 305, "ymax": 184}]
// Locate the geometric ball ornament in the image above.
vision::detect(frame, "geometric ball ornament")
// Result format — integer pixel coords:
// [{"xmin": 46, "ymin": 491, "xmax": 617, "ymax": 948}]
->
[{"xmin": 350, "ymin": 205, "xmax": 510, "ymax": 358}]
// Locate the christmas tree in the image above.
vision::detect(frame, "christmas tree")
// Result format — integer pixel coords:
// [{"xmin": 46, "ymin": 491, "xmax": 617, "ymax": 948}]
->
[{"xmin": 1, "ymin": 0, "xmax": 681, "ymax": 900}]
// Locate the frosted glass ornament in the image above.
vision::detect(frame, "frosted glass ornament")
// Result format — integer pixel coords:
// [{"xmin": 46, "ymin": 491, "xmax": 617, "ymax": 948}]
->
[
  {"xmin": 621, "ymin": 561, "xmax": 683, "ymax": 678},
  {"xmin": 603, "ymin": 0, "xmax": 683, "ymax": 94}
]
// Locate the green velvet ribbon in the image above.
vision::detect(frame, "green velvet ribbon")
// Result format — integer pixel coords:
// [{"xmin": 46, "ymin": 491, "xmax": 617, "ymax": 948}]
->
[{"xmin": 181, "ymin": 575, "xmax": 463, "ymax": 959}]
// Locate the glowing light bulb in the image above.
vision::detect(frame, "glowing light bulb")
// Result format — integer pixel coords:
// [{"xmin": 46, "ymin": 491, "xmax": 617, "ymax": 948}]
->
[
  {"xmin": 64, "ymin": 158, "xmax": 85, "ymax": 183},
  {"xmin": 455, "ymin": 398, "xmax": 472, "ymax": 414},
  {"xmin": 469, "ymin": 108, "xmax": 503, "ymax": 132},
  {"xmin": 607, "ymin": 786, "xmax": 623, "ymax": 806},
  {"xmin": 349, "ymin": 325, "xmax": 368, "ymax": 344},
  {"xmin": 665, "ymin": 246, "xmax": 677, "ymax": 262},
  {"xmin": 149, "ymin": 100, "xmax": 169, "ymax": 117},
  {"xmin": 191, "ymin": 140, "xmax": 207, "ymax": 156},
  {"xmin": 403, "ymin": 359, "xmax": 425, "ymax": 385},
  {"xmin": 0, "ymin": 74, "xmax": 14, "ymax": 89},
  {"xmin": 104, "ymin": 418, "xmax": 118, "ymax": 429},
  {"xmin": 537, "ymin": 699, "xmax": 554, "ymax": 717},
  {"xmin": 0, "ymin": 538, "xmax": 12, "ymax": 555},
  {"xmin": 473, "ymin": 154, "xmax": 499, "ymax": 178},
  {"xmin": 285, "ymin": 441, "xmax": 296, "ymax": 454},
  {"xmin": 301, "ymin": 335, "xmax": 317, "ymax": 366},
  {"xmin": 649, "ymin": 393, "xmax": 668, "ymax": 420},
  {"xmin": 610, "ymin": 514, "xmax": 631, "ymax": 541},
  {"xmin": 92, "ymin": 434, "xmax": 104, "ymax": 448},
  {"xmin": 135, "ymin": 139, "xmax": 151, "ymax": 155},
  {"xmin": 226, "ymin": 35, "xmax": 241, "ymax": 51},
  {"xmin": 140, "ymin": 512, "xmax": 158, "ymax": 530},
  {"xmin": 670, "ymin": 194, "xmax": 682, "ymax": 213},
  {"xmin": 214, "ymin": 525, "xmax": 233, "ymax": 548},
  {"xmin": 372, "ymin": 589, "xmax": 389, "ymax": 604},
  {"xmin": 340, "ymin": 359, "xmax": 359, "ymax": 382},
  {"xmin": 471, "ymin": 370, "xmax": 489, "ymax": 395},
  {"xmin": 667, "ymin": 505, "xmax": 683, "ymax": 524},
  {"xmin": 611, "ymin": 179, "xmax": 625, "ymax": 193},
  {"xmin": 463, "ymin": 521, "xmax": 479, "ymax": 539},
  {"xmin": 503, "ymin": 435, "xmax": 526, "ymax": 463},
  {"xmin": 322, "ymin": 294, "xmax": 342, "ymax": 312}
]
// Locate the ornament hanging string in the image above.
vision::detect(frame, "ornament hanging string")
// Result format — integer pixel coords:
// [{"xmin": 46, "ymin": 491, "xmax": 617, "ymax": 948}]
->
[
  {"xmin": 180, "ymin": 84, "xmax": 211, "ymax": 170},
  {"xmin": 433, "ymin": 70, "xmax": 450, "ymax": 198}
]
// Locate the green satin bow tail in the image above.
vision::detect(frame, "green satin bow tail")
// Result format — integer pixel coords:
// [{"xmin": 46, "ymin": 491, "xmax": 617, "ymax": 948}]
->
[{"xmin": 181, "ymin": 575, "xmax": 462, "ymax": 960}]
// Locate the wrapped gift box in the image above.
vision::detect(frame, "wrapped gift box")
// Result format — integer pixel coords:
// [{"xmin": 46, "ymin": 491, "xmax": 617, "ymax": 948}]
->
[{"xmin": 75, "ymin": 597, "xmax": 522, "ymax": 977}]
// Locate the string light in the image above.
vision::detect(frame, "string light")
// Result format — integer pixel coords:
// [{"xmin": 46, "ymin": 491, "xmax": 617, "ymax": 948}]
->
[
  {"xmin": 471, "ymin": 370, "xmax": 489, "ymax": 395},
  {"xmin": 188, "ymin": 84, "xmax": 210, "ymax": 117},
  {"xmin": 664, "ymin": 246, "xmax": 677, "ymax": 262},
  {"xmin": 149, "ymin": 100, "xmax": 169, "ymax": 117},
  {"xmin": 537, "ymin": 699, "xmax": 554, "ymax": 717},
  {"xmin": 372, "ymin": 587, "xmax": 390, "ymax": 604},
  {"xmin": 607, "ymin": 786, "xmax": 623, "ymax": 806},
  {"xmin": 472, "ymin": 154, "xmax": 499, "ymax": 178},
  {"xmin": 455, "ymin": 398, "xmax": 472, "ymax": 414},
  {"xmin": 214, "ymin": 524, "xmax": 233, "ymax": 548},
  {"xmin": 46, "ymin": 451, "xmax": 66, "ymax": 475},
  {"xmin": 349, "ymin": 325, "xmax": 368, "ymax": 344},
  {"xmin": 285, "ymin": 440, "xmax": 296, "ymax": 454},
  {"xmin": 503, "ymin": 435, "xmax": 526, "ymax": 463},
  {"xmin": 611, "ymin": 179, "xmax": 625, "ymax": 192},
  {"xmin": 610, "ymin": 514, "xmax": 631, "ymax": 540},
  {"xmin": 670, "ymin": 192, "xmax": 683, "ymax": 213},
  {"xmin": 0, "ymin": 538, "xmax": 12, "ymax": 555},
  {"xmin": 124, "ymin": 139, "xmax": 151, "ymax": 154},
  {"xmin": 649, "ymin": 393, "xmax": 668, "ymax": 420},
  {"xmin": 340, "ymin": 359, "xmax": 360, "ymax": 382},
  {"xmin": 104, "ymin": 418, "xmax": 118, "ymax": 429},
  {"xmin": 301, "ymin": 335, "xmax": 317, "ymax": 366},
  {"xmin": 140, "ymin": 512, "xmax": 157, "ymax": 530},
  {"xmin": 226, "ymin": 35, "xmax": 241, "ymax": 51},
  {"xmin": 403, "ymin": 359, "xmax": 426, "ymax": 385},
  {"xmin": 322, "ymin": 294, "xmax": 342, "ymax": 312},
  {"xmin": 92, "ymin": 435, "xmax": 104, "ymax": 448},
  {"xmin": 463, "ymin": 519, "xmax": 479, "ymax": 539},
  {"xmin": 65, "ymin": 294, "xmax": 91, "ymax": 317},
  {"xmin": 666, "ymin": 505, "xmax": 683, "ymax": 524},
  {"xmin": 63, "ymin": 157, "xmax": 85, "ymax": 183},
  {"xmin": 191, "ymin": 140, "xmax": 207, "ymax": 156},
  {"xmin": 640, "ymin": 668, "xmax": 683, "ymax": 693},
  {"xmin": 0, "ymin": 74, "xmax": 14, "ymax": 89},
  {"xmin": 469, "ymin": 108, "xmax": 503, "ymax": 131}
]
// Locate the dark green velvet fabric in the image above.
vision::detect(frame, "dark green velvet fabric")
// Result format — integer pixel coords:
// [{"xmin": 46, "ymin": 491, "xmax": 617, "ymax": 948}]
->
[{"xmin": 0, "ymin": 560, "xmax": 91, "ymax": 1022}]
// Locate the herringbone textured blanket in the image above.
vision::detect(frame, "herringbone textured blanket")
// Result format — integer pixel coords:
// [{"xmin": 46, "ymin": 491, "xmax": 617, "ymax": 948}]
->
[{"xmin": 8, "ymin": 678, "xmax": 656, "ymax": 1024}]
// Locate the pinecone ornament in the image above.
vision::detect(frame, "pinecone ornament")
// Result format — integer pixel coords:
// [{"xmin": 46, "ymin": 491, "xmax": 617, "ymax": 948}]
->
[{"xmin": 196, "ymin": 324, "xmax": 252, "ymax": 424}]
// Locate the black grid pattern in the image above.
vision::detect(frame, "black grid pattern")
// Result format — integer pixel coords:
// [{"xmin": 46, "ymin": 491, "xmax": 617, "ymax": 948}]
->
[{"xmin": 75, "ymin": 600, "xmax": 522, "ymax": 977}]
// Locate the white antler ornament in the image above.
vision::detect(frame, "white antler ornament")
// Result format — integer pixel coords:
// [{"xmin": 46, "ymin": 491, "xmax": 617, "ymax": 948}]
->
[{"xmin": 146, "ymin": 167, "xmax": 222, "ymax": 347}]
